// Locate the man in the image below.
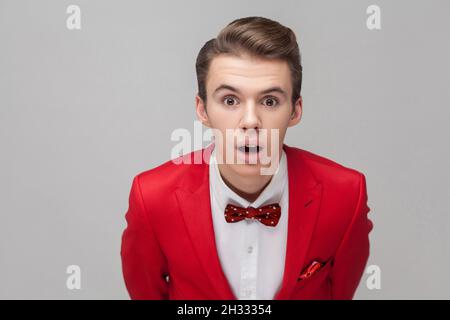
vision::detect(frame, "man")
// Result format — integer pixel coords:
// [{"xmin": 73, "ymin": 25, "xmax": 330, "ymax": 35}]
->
[{"xmin": 120, "ymin": 16, "xmax": 373, "ymax": 300}]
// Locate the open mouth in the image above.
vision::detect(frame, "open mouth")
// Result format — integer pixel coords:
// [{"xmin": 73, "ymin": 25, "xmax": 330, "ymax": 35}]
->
[{"xmin": 237, "ymin": 145, "xmax": 263, "ymax": 153}]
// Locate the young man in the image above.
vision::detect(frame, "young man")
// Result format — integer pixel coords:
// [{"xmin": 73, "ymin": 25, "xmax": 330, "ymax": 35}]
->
[{"xmin": 120, "ymin": 16, "xmax": 373, "ymax": 300}]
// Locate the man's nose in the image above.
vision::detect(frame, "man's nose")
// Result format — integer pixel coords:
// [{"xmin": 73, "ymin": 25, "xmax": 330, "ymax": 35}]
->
[{"xmin": 239, "ymin": 102, "xmax": 261, "ymax": 131}]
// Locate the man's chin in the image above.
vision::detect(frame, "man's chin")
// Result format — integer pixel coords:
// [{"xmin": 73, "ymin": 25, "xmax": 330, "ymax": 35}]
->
[
  {"xmin": 226, "ymin": 164, "xmax": 262, "ymax": 179},
  {"xmin": 230, "ymin": 161, "xmax": 278, "ymax": 177}
]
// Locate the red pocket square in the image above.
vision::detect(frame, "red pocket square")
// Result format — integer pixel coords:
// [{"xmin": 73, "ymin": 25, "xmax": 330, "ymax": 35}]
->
[{"xmin": 297, "ymin": 259, "xmax": 331, "ymax": 281}]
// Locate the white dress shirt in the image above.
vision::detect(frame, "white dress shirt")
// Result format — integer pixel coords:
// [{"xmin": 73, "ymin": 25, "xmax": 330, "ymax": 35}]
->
[{"xmin": 209, "ymin": 146, "xmax": 289, "ymax": 300}]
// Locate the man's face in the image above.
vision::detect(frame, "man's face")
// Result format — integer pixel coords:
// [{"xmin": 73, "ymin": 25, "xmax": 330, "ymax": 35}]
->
[{"xmin": 196, "ymin": 53, "xmax": 302, "ymax": 177}]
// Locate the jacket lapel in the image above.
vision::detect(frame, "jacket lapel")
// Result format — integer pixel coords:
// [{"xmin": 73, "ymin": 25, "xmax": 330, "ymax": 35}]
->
[
  {"xmin": 174, "ymin": 143, "xmax": 237, "ymax": 299},
  {"xmin": 174, "ymin": 143, "xmax": 323, "ymax": 300},
  {"xmin": 273, "ymin": 144, "xmax": 323, "ymax": 299}
]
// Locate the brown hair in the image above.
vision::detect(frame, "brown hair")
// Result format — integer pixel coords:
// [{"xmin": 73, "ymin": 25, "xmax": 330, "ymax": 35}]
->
[{"xmin": 195, "ymin": 16, "xmax": 303, "ymax": 112}]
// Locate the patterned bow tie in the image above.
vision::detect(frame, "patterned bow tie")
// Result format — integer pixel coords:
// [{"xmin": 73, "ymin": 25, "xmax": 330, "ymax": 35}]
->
[{"xmin": 224, "ymin": 203, "xmax": 281, "ymax": 227}]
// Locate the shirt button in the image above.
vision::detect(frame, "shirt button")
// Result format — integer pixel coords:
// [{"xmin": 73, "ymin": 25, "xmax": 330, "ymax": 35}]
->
[{"xmin": 247, "ymin": 246, "xmax": 253, "ymax": 254}]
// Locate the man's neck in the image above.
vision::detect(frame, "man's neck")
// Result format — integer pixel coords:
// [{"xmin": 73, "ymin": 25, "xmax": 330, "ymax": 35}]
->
[{"xmin": 217, "ymin": 164, "xmax": 273, "ymax": 203}]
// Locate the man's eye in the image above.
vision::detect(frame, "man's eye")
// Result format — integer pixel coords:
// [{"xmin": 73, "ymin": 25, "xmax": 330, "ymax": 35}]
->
[
  {"xmin": 223, "ymin": 96, "xmax": 239, "ymax": 106},
  {"xmin": 262, "ymin": 96, "xmax": 279, "ymax": 108}
]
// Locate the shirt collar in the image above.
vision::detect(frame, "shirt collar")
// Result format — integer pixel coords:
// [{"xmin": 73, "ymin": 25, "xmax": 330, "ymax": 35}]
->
[{"xmin": 209, "ymin": 145, "xmax": 288, "ymax": 211}]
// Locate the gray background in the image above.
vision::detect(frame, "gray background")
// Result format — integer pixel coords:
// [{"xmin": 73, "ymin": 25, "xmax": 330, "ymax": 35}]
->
[{"xmin": 1, "ymin": 0, "xmax": 449, "ymax": 299}]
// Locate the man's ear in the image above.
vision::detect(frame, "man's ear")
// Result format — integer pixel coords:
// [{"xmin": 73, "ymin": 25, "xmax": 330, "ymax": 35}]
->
[
  {"xmin": 195, "ymin": 95, "xmax": 212, "ymax": 128},
  {"xmin": 288, "ymin": 95, "xmax": 303, "ymax": 127}
]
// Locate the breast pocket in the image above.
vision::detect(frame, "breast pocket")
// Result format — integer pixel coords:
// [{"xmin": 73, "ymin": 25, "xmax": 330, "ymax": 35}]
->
[{"xmin": 295, "ymin": 257, "xmax": 334, "ymax": 290}]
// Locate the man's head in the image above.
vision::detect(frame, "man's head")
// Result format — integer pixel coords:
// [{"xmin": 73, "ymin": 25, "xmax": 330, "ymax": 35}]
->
[{"xmin": 195, "ymin": 16, "xmax": 303, "ymax": 176}]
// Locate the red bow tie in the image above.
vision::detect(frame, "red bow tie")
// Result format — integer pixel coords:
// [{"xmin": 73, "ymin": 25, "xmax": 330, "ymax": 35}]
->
[{"xmin": 224, "ymin": 203, "xmax": 281, "ymax": 227}]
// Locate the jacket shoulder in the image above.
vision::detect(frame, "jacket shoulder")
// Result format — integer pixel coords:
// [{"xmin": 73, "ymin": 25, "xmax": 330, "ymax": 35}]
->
[
  {"xmin": 287, "ymin": 146, "xmax": 367, "ymax": 212},
  {"xmin": 131, "ymin": 148, "xmax": 206, "ymax": 199},
  {"xmin": 291, "ymin": 146, "xmax": 366, "ymax": 187},
  {"xmin": 290, "ymin": 146, "xmax": 370, "ymax": 242}
]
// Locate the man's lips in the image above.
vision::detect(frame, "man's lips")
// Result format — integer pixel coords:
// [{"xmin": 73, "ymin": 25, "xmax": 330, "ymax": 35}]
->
[
  {"xmin": 236, "ymin": 137, "xmax": 262, "ymax": 148},
  {"xmin": 236, "ymin": 143, "xmax": 263, "ymax": 148}
]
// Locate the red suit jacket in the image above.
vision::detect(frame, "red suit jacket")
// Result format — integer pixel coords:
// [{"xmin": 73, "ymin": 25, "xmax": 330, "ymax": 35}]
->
[{"xmin": 120, "ymin": 143, "xmax": 373, "ymax": 300}]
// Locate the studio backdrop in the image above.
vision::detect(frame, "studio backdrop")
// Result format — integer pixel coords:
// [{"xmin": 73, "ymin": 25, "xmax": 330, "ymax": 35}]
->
[{"xmin": 0, "ymin": 0, "xmax": 449, "ymax": 299}]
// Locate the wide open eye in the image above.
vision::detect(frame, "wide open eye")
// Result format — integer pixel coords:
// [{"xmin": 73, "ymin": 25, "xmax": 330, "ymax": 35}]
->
[
  {"xmin": 223, "ymin": 95, "xmax": 239, "ymax": 106},
  {"xmin": 262, "ymin": 96, "xmax": 279, "ymax": 108}
]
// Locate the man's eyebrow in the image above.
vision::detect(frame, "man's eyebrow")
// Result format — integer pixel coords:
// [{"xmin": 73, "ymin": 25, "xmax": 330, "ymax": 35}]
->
[{"xmin": 213, "ymin": 84, "xmax": 287, "ymax": 97}]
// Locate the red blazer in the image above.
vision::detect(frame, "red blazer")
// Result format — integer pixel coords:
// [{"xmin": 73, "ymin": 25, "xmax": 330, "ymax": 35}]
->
[{"xmin": 120, "ymin": 143, "xmax": 373, "ymax": 300}]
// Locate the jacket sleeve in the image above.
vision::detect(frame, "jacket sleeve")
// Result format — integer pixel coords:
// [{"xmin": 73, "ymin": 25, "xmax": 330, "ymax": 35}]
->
[
  {"xmin": 120, "ymin": 175, "xmax": 169, "ymax": 299},
  {"xmin": 330, "ymin": 173, "xmax": 373, "ymax": 299}
]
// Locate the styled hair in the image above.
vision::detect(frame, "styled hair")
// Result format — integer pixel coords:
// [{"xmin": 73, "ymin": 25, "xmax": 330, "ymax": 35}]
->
[{"xmin": 195, "ymin": 16, "xmax": 303, "ymax": 111}]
